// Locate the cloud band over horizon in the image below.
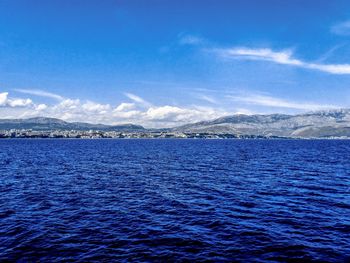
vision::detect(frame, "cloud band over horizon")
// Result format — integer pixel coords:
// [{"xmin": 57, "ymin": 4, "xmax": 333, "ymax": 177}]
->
[
  {"xmin": 0, "ymin": 91, "xmax": 229, "ymax": 127},
  {"xmin": 0, "ymin": 89, "xmax": 342, "ymax": 128}
]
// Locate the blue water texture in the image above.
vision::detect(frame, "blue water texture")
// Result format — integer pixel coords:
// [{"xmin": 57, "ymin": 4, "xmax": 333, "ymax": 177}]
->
[{"xmin": 0, "ymin": 139, "xmax": 349, "ymax": 262}]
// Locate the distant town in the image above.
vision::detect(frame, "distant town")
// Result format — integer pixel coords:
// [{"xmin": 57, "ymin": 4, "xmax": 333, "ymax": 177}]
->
[{"xmin": 0, "ymin": 129, "xmax": 285, "ymax": 139}]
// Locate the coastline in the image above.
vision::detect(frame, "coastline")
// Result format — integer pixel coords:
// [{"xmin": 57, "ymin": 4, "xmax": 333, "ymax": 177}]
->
[{"xmin": 1, "ymin": 136, "xmax": 349, "ymax": 140}]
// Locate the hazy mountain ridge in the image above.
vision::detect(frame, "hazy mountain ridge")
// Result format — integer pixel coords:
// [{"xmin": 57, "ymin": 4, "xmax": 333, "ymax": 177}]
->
[
  {"xmin": 172, "ymin": 109, "xmax": 350, "ymax": 138},
  {"xmin": 0, "ymin": 117, "xmax": 145, "ymax": 131}
]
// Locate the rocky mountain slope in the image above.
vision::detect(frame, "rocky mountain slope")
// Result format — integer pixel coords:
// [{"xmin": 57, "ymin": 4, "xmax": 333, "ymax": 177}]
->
[{"xmin": 172, "ymin": 109, "xmax": 350, "ymax": 138}]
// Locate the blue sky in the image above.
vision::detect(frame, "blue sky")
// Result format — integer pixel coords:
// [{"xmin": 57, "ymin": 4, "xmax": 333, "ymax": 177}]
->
[{"xmin": 1, "ymin": 0, "xmax": 350, "ymax": 127}]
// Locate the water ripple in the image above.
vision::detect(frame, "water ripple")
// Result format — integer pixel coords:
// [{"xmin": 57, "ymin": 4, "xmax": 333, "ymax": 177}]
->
[{"xmin": 0, "ymin": 139, "xmax": 349, "ymax": 262}]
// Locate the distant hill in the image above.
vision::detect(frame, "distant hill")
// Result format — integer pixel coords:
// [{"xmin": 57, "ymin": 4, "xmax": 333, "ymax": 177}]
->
[
  {"xmin": 0, "ymin": 117, "xmax": 145, "ymax": 132},
  {"xmin": 172, "ymin": 109, "xmax": 350, "ymax": 138},
  {"xmin": 1, "ymin": 109, "xmax": 350, "ymax": 138}
]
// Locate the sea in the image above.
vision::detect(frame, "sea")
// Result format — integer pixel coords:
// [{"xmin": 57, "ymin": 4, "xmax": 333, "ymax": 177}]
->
[{"xmin": 0, "ymin": 139, "xmax": 349, "ymax": 262}]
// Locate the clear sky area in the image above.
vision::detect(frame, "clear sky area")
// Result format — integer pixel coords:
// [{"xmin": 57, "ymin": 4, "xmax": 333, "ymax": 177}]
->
[{"xmin": 1, "ymin": 0, "xmax": 350, "ymax": 127}]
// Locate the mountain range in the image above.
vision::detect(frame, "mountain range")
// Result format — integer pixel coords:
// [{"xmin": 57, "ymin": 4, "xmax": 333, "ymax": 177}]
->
[
  {"xmin": 1, "ymin": 109, "xmax": 350, "ymax": 138},
  {"xmin": 0, "ymin": 117, "xmax": 144, "ymax": 132},
  {"xmin": 173, "ymin": 109, "xmax": 350, "ymax": 138}
]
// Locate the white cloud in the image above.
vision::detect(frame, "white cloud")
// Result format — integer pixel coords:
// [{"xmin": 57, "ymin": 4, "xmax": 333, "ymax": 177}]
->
[
  {"xmin": 144, "ymin": 105, "xmax": 226, "ymax": 124},
  {"xmin": 146, "ymin": 106, "xmax": 187, "ymax": 120},
  {"xmin": 8, "ymin": 98, "xmax": 33, "ymax": 107},
  {"xmin": 115, "ymin": 102, "xmax": 135, "ymax": 112},
  {"xmin": 35, "ymin": 104, "xmax": 48, "ymax": 111},
  {"xmin": 14, "ymin": 89, "xmax": 64, "ymax": 101},
  {"xmin": 215, "ymin": 47, "xmax": 350, "ymax": 74},
  {"xmin": 113, "ymin": 110, "xmax": 141, "ymax": 119},
  {"xmin": 0, "ymin": 92, "xmax": 8, "ymax": 106},
  {"xmin": 227, "ymin": 93, "xmax": 337, "ymax": 111},
  {"xmin": 81, "ymin": 101, "xmax": 111, "ymax": 113},
  {"xmin": 331, "ymin": 20, "xmax": 350, "ymax": 36},
  {"xmin": 57, "ymin": 99, "xmax": 80, "ymax": 109},
  {"xmin": 0, "ymin": 92, "xmax": 33, "ymax": 107}
]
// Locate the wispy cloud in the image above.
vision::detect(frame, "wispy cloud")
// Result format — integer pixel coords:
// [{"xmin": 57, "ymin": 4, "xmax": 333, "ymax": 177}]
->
[
  {"xmin": 124, "ymin": 92, "xmax": 144, "ymax": 103},
  {"xmin": 227, "ymin": 93, "xmax": 338, "ymax": 111},
  {"xmin": 331, "ymin": 20, "xmax": 350, "ymax": 36},
  {"xmin": 124, "ymin": 92, "xmax": 152, "ymax": 107},
  {"xmin": 195, "ymin": 94, "xmax": 217, "ymax": 104},
  {"xmin": 316, "ymin": 44, "xmax": 345, "ymax": 63},
  {"xmin": 14, "ymin": 89, "xmax": 64, "ymax": 101},
  {"xmin": 178, "ymin": 34, "xmax": 205, "ymax": 45},
  {"xmin": 215, "ymin": 47, "xmax": 350, "ymax": 74}
]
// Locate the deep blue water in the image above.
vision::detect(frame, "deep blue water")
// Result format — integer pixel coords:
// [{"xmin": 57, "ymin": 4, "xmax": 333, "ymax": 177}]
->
[{"xmin": 0, "ymin": 139, "xmax": 349, "ymax": 262}]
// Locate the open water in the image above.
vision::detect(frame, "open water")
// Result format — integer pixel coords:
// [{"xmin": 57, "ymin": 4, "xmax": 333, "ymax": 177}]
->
[{"xmin": 0, "ymin": 139, "xmax": 349, "ymax": 262}]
